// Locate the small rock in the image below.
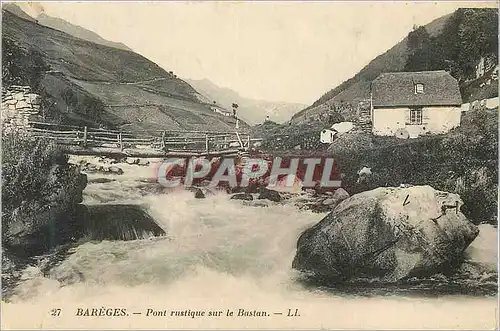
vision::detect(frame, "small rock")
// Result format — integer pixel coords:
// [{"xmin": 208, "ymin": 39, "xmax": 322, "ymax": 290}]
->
[
  {"xmin": 15, "ymin": 100, "xmax": 30, "ymax": 109},
  {"xmin": 258, "ymin": 188, "xmax": 282, "ymax": 202},
  {"xmin": 108, "ymin": 166, "xmax": 124, "ymax": 175},
  {"xmin": 244, "ymin": 182, "xmax": 261, "ymax": 194},
  {"xmin": 331, "ymin": 187, "xmax": 350, "ymax": 204},
  {"xmin": 194, "ymin": 188, "xmax": 205, "ymax": 199},
  {"xmin": 13, "ymin": 93, "xmax": 24, "ymax": 101},
  {"xmin": 126, "ymin": 157, "xmax": 140, "ymax": 165},
  {"xmin": 138, "ymin": 159, "xmax": 150, "ymax": 166},
  {"xmin": 322, "ymin": 198, "xmax": 336, "ymax": 205},
  {"xmin": 88, "ymin": 178, "xmax": 116, "ymax": 184},
  {"xmin": 252, "ymin": 200, "xmax": 269, "ymax": 207},
  {"xmin": 26, "ymin": 93, "xmax": 40, "ymax": 104},
  {"xmin": 203, "ymin": 188, "xmax": 216, "ymax": 196},
  {"xmin": 231, "ymin": 193, "xmax": 253, "ymax": 201},
  {"xmin": 243, "ymin": 200, "xmax": 269, "ymax": 208}
]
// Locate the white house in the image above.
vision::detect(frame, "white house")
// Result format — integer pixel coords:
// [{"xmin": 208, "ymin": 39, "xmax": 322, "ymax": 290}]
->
[{"xmin": 370, "ymin": 71, "xmax": 462, "ymax": 138}]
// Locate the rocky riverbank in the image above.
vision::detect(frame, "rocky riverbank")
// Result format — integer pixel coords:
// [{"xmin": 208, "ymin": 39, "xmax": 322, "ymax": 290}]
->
[{"xmin": 4, "ymin": 152, "xmax": 496, "ymax": 301}]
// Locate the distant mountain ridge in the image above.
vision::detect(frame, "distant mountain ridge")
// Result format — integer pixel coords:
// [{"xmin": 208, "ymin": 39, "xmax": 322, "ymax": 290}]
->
[
  {"xmin": 292, "ymin": 8, "xmax": 498, "ymax": 124},
  {"xmin": 3, "ymin": 3, "xmax": 133, "ymax": 52},
  {"xmin": 186, "ymin": 78, "xmax": 306, "ymax": 125}
]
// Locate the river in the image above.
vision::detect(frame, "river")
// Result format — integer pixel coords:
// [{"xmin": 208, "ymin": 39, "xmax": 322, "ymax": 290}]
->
[{"xmin": 1, "ymin": 157, "xmax": 498, "ymax": 329}]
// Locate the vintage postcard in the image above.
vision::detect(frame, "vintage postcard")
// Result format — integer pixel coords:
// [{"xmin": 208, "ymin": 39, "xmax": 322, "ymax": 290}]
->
[{"xmin": 1, "ymin": 1, "xmax": 498, "ymax": 329}]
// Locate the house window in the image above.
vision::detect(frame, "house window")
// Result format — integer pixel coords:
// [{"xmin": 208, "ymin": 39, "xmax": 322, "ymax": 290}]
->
[
  {"xmin": 410, "ymin": 108, "xmax": 423, "ymax": 125},
  {"xmin": 414, "ymin": 83, "xmax": 424, "ymax": 94}
]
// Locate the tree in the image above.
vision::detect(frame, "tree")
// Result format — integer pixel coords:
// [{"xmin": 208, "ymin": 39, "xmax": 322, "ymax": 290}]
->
[
  {"xmin": 231, "ymin": 103, "xmax": 239, "ymax": 117},
  {"xmin": 407, "ymin": 26, "xmax": 430, "ymax": 51}
]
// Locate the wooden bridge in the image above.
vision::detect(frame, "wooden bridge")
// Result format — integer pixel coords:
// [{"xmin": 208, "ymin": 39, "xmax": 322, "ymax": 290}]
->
[{"xmin": 27, "ymin": 122, "xmax": 262, "ymax": 158}]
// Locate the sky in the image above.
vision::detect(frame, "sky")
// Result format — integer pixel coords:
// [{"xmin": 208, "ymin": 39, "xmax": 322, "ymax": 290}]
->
[{"xmin": 17, "ymin": 1, "xmax": 497, "ymax": 104}]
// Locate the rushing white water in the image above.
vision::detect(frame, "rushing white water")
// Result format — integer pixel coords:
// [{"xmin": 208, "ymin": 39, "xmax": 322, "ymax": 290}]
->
[{"xmin": 2, "ymin": 158, "xmax": 498, "ymax": 329}]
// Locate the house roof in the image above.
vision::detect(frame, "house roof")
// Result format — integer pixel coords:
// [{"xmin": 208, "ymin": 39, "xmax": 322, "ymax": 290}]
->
[{"xmin": 371, "ymin": 70, "xmax": 462, "ymax": 107}]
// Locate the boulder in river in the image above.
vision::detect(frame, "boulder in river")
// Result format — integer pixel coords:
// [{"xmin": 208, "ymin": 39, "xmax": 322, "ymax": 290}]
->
[
  {"xmin": 84, "ymin": 204, "xmax": 165, "ymax": 241},
  {"xmin": 293, "ymin": 185, "xmax": 479, "ymax": 283}
]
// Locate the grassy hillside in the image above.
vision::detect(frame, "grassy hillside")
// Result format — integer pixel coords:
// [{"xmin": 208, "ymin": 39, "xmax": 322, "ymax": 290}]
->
[
  {"xmin": 36, "ymin": 13, "xmax": 133, "ymax": 52},
  {"xmin": 2, "ymin": 9, "xmax": 245, "ymax": 131},
  {"xmin": 293, "ymin": 8, "xmax": 498, "ymax": 123}
]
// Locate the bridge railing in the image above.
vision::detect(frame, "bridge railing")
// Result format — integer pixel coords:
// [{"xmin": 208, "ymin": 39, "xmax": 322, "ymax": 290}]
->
[{"xmin": 26, "ymin": 122, "xmax": 260, "ymax": 155}]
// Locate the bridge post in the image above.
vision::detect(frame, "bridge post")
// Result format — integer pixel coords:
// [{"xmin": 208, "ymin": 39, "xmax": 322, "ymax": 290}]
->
[
  {"xmin": 83, "ymin": 126, "xmax": 88, "ymax": 147},
  {"xmin": 205, "ymin": 133, "xmax": 209, "ymax": 155},
  {"xmin": 161, "ymin": 130, "xmax": 166, "ymax": 150},
  {"xmin": 118, "ymin": 132, "xmax": 123, "ymax": 151}
]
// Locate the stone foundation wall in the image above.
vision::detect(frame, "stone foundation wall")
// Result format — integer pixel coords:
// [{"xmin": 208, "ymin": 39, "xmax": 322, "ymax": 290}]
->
[{"xmin": 1, "ymin": 85, "xmax": 41, "ymax": 134}]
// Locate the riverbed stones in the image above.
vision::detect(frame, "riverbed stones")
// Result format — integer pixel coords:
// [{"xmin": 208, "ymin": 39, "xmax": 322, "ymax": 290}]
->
[{"xmin": 293, "ymin": 185, "xmax": 479, "ymax": 283}]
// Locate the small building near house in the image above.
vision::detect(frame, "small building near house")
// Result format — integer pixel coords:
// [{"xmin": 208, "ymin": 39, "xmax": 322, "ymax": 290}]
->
[
  {"xmin": 330, "ymin": 121, "xmax": 354, "ymax": 134},
  {"xmin": 210, "ymin": 106, "xmax": 232, "ymax": 117},
  {"xmin": 371, "ymin": 70, "xmax": 462, "ymax": 138},
  {"xmin": 320, "ymin": 129, "xmax": 336, "ymax": 144}
]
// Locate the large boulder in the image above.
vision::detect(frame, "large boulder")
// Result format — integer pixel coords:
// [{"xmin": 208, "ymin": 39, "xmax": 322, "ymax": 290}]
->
[
  {"xmin": 4, "ymin": 164, "xmax": 88, "ymax": 257},
  {"xmin": 293, "ymin": 185, "xmax": 479, "ymax": 283}
]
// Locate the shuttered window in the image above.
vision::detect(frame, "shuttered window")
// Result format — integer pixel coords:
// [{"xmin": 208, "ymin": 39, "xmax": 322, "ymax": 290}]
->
[{"xmin": 410, "ymin": 108, "xmax": 423, "ymax": 125}]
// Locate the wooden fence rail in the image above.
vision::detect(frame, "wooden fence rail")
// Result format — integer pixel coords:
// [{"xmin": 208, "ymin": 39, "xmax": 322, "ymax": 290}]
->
[{"xmin": 25, "ymin": 122, "xmax": 262, "ymax": 157}]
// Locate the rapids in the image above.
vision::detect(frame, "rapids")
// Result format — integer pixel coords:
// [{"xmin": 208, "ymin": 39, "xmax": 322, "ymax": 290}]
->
[{"xmin": 1, "ymin": 157, "xmax": 498, "ymax": 329}]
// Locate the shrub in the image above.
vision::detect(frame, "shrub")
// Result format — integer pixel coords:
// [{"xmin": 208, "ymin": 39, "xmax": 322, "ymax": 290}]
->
[{"xmin": 1, "ymin": 132, "xmax": 68, "ymax": 241}]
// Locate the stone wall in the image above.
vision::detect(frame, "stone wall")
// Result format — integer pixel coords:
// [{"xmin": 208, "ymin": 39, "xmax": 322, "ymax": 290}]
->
[{"xmin": 1, "ymin": 85, "xmax": 41, "ymax": 134}]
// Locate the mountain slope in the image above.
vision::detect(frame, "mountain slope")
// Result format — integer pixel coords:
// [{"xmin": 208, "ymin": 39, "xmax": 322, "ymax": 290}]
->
[
  {"xmin": 292, "ymin": 8, "xmax": 498, "ymax": 124},
  {"xmin": 3, "ymin": 3, "xmax": 133, "ymax": 52},
  {"xmin": 2, "ymin": 3, "xmax": 38, "ymax": 23},
  {"xmin": 186, "ymin": 78, "xmax": 306, "ymax": 125},
  {"xmin": 2, "ymin": 10, "xmax": 245, "ymax": 131},
  {"xmin": 36, "ymin": 13, "xmax": 133, "ymax": 52}
]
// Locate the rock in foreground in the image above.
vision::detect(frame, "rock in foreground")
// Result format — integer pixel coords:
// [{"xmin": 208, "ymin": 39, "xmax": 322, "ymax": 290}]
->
[{"xmin": 292, "ymin": 185, "xmax": 479, "ymax": 283}]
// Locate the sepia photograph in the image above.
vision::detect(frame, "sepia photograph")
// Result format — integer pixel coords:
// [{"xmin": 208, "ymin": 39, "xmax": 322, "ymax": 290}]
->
[{"xmin": 1, "ymin": 1, "xmax": 498, "ymax": 329}]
